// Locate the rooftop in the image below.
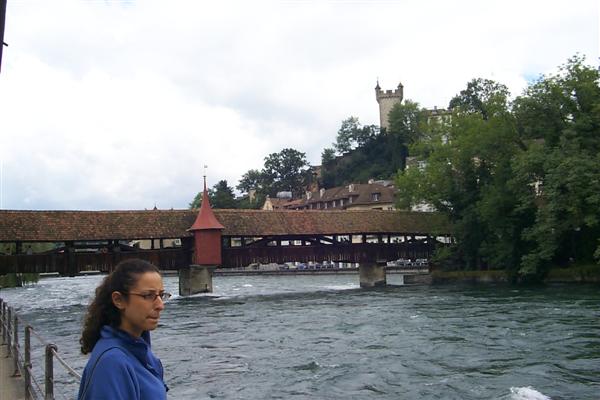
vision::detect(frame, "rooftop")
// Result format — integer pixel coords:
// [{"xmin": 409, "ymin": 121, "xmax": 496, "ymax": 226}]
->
[{"xmin": 0, "ymin": 209, "xmax": 451, "ymax": 242}]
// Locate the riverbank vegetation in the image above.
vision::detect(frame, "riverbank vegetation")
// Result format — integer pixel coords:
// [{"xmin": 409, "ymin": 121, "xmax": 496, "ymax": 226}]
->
[
  {"xmin": 0, "ymin": 273, "xmax": 39, "ymax": 288},
  {"xmin": 431, "ymin": 264, "xmax": 600, "ymax": 285},
  {"xmin": 395, "ymin": 56, "xmax": 599, "ymax": 282}
]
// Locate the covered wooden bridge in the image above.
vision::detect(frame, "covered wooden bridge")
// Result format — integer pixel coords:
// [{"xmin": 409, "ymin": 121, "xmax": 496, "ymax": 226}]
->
[{"xmin": 0, "ymin": 209, "xmax": 451, "ymax": 275}]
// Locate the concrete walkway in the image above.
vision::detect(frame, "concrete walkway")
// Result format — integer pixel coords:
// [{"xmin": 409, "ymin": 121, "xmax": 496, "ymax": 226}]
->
[{"xmin": 0, "ymin": 344, "xmax": 26, "ymax": 400}]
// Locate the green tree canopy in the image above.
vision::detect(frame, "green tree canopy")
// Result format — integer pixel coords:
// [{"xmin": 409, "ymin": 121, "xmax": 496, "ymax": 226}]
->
[
  {"xmin": 237, "ymin": 169, "xmax": 264, "ymax": 194},
  {"xmin": 396, "ymin": 56, "xmax": 600, "ymax": 281},
  {"xmin": 235, "ymin": 148, "xmax": 310, "ymax": 200},
  {"xmin": 262, "ymin": 148, "xmax": 310, "ymax": 197},
  {"xmin": 333, "ymin": 117, "xmax": 378, "ymax": 154},
  {"xmin": 387, "ymin": 99, "xmax": 427, "ymax": 170},
  {"xmin": 189, "ymin": 180, "xmax": 238, "ymax": 209},
  {"xmin": 511, "ymin": 55, "xmax": 600, "ymax": 276},
  {"xmin": 449, "ymin": 78, "xmax": 510, "ymax": 120}
]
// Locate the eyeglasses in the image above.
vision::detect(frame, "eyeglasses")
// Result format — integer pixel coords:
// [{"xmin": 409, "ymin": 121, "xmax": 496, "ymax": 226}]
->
[{"xmin": 126, "ymin": 291, "xmax": 172, "ymax": 302}]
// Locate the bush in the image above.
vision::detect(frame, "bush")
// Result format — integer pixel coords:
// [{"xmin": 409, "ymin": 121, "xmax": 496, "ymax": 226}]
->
[{"xmin": 0, "ymin": 273, "xmax": 39, "ymax": 288}]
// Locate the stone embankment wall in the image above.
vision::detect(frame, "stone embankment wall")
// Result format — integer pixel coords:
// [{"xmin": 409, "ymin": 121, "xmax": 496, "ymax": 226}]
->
[
  {"xmin": 430, "ymin": 270, "xmax": 508, "ymax": 284},
  {"xmin": 431, "ymin": 265, "xmax": 600, "ymax": 284}
]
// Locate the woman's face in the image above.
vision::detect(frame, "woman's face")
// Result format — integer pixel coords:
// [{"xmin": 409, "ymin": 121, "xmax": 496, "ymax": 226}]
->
[{"xmin": 113, "ymin": 271, "xmax": 165, "ymax": 338}]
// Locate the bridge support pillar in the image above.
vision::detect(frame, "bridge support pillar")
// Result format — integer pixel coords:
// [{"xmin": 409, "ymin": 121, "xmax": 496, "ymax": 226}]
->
[
  {"xmin": 179, "ymin": 265, "xmax": 215, "ymax": 295},
  {"xmin": 359, "ymin": 261, "xmax": 387, "ymax": 288}
]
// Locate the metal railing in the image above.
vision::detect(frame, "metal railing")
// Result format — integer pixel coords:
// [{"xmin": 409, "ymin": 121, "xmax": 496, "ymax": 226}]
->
[{"xmin": 0, "ymin": 297, "xmax": 81, "ymax": 399}]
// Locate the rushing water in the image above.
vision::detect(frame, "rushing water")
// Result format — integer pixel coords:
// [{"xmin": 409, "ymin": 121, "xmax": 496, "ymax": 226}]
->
[{"xmin": 1, "ymin": 274, "xmax": 599, "ymax": 400}]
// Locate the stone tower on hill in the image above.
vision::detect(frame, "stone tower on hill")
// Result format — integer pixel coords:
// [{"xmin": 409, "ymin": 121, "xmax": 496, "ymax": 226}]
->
[{"xmin": 375, "ymin": 81, "xmax": 403, "ymax": 131}]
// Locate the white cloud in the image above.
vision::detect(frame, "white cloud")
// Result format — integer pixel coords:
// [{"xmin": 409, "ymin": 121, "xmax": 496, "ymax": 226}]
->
[{"xmin": 0, "ymin": 0, "xmax": 597, "ymax": 209}]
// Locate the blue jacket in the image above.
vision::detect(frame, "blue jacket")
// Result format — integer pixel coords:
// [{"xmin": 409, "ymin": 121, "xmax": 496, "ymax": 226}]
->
[{"xmin": 78, "ymin": 326, "xmax": 168, "ymax": 400}]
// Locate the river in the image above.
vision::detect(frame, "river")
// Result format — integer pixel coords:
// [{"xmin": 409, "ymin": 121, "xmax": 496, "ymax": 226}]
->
[{"xmin": 0, "ymin": 274, "xmax": 598, "ymax": 399}]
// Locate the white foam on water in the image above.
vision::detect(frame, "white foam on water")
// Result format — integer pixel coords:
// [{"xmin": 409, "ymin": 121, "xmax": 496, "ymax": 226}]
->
[
  {"xmin": 169, "ymin": 293, "xmax": 220, "ymax": 301},
  {"xmin": 323, "ymin": 284, "xmax": 358, "ymax": 291},
  {"xmin": 510, "ymin": 386, "xmax": 551, "ymax": 400}
]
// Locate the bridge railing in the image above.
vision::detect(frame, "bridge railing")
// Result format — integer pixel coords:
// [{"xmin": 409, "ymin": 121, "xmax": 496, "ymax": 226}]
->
[{"xmin": 0, "ymin": 297, "xmax": 81, "ymax": 399}]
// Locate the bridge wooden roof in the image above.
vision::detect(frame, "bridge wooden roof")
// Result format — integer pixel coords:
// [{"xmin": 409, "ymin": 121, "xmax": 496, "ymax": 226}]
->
[{"xmin": 0, "ymin": 209, "xmax": 451, "ymax": 242}]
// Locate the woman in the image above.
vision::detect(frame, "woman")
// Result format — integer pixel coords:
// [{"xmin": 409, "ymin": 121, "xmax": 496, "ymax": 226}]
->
[{"xmin": 78, "ymin": 259, "xmax": 170, "ymax": 400}]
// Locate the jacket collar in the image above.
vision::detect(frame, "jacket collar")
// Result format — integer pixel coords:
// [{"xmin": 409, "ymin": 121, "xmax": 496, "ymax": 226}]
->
[{"xmin": 100, "ymin": 325, "xmax": 151, "ymax": 363}]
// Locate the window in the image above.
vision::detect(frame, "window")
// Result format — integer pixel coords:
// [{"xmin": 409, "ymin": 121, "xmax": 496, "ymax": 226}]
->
[
  {"xmin": 371, "ymin": 193, "xmax": 380, "ymax": 201},
  {"xmin": 366, "ymin": 235, "xmax": 379, "ymax": 243},
  {"xmin": 337, "ymin": 235, "xmax": 350, "ymax": 243},
  {"xmin": 390, "ymin": 235, "xmax": 404, "ymax": 243}
]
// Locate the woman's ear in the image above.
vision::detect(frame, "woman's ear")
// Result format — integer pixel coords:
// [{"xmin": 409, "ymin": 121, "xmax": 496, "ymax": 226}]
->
[{"xmin": 112, "ymin": 291, "xmax": 126, "ymax": 310}]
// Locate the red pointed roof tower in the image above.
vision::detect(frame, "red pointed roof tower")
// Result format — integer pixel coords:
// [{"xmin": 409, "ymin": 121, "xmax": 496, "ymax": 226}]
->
[{"xmin": 189, "ymin": 176, "xmax": 224, "ymax": 265}]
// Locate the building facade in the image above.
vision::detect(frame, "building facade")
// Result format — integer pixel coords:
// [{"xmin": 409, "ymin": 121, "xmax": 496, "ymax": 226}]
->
[{"xmin": 280, "ymin": 181, "xmax": 397, "ymax": 211}]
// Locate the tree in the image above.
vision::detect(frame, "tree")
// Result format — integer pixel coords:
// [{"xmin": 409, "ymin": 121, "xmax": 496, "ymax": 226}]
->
[
  {"xmin": 210, "ymin": 180, "xmax": 238, "ymax": 209},
  {"xmin": 449, "ymin": 78, "xmax": 510, "ymax": 120},
  {"xmin": 262, "ymin": 148, "xmax": 310, "ymax": 197},
  {"xmin": 397, "ymin": 79, "xmax": 520, "ymax": 271},
  {"xmin": 387, "ymin": 100, "xmax": 426, "ymax": 170},
  {"xmin": 396, "ymin": 56, "xmax": 600, "ymax": 281},
  {"xmin": 512, "ymin": 56, "xmax": 600, "ymax": 276},
  {"xmin": 237, "ymin": 169, "xmax": 264, "ymax": 195},
  {"xmin": 189, "ymin": 180, "xmax": 237, "ymax": 209},
  {"xmin": 333, "ymin": 117, "xmax": 378, "ymax": 154},
  {"xmin": 321, "ymin": 114, "xmax": 419, "ymax": 188},
  {"xmin": 321, "ymin": 147, "xmax": 336, "ymax": 166}
]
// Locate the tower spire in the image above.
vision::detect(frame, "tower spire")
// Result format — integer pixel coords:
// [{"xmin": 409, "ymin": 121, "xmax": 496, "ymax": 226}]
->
[{"xmin": 189, "ymin": 170, "xmax": 224, "ymax": 231}]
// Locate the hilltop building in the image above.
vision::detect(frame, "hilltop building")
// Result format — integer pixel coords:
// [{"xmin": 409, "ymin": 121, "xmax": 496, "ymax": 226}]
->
[
  {"xmin": 261, "ymin": 81, "xmax": 450, "ymax": 213},
  {"xmin": 375, "ymin": 81, "xmax": 403, "ymax": 131},
  {"xmin": 262, "ymin": 191, "xmax": 295, "ymax": 210},
  {"xmin": 376, "ymin": 80, "xmax": 451, "ymax": 132},
  {"xmin": 266, "ymin": 181, "xmax": 397, "ymax": 211}
]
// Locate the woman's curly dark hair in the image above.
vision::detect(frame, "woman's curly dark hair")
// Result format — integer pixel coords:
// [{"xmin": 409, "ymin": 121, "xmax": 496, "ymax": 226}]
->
[{"xmin": 80, "ymin": 258, "xmax": 160, "ymax": 354}]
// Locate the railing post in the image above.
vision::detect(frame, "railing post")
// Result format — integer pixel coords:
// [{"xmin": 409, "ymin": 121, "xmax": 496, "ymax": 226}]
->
[
  {"xmin": 0, "ymin": 299, "xmax": 4, "ymax": 344},
  {"xmin": 2, "ymin": 301, "xmax": 7, "ymax": 345},
  {"xmin": 24, "ymin": 326, "xmax": 32, "ymax": 400},
  {"xmin": 12, "ymin": 313, "xmax": 21, "ymax": 376},
  {"xmin": 45, "ymin": 343, "xmax": 57, "ymax": 400},
  {"xmin": 6, "ymin": 306, "xmax": 12, "ymax": 357}
]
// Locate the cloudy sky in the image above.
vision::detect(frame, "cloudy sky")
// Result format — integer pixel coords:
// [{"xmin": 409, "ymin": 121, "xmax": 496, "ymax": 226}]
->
[{"xmin": 0, "ymin": 0, "xmax": 597, "ymax": 210}]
